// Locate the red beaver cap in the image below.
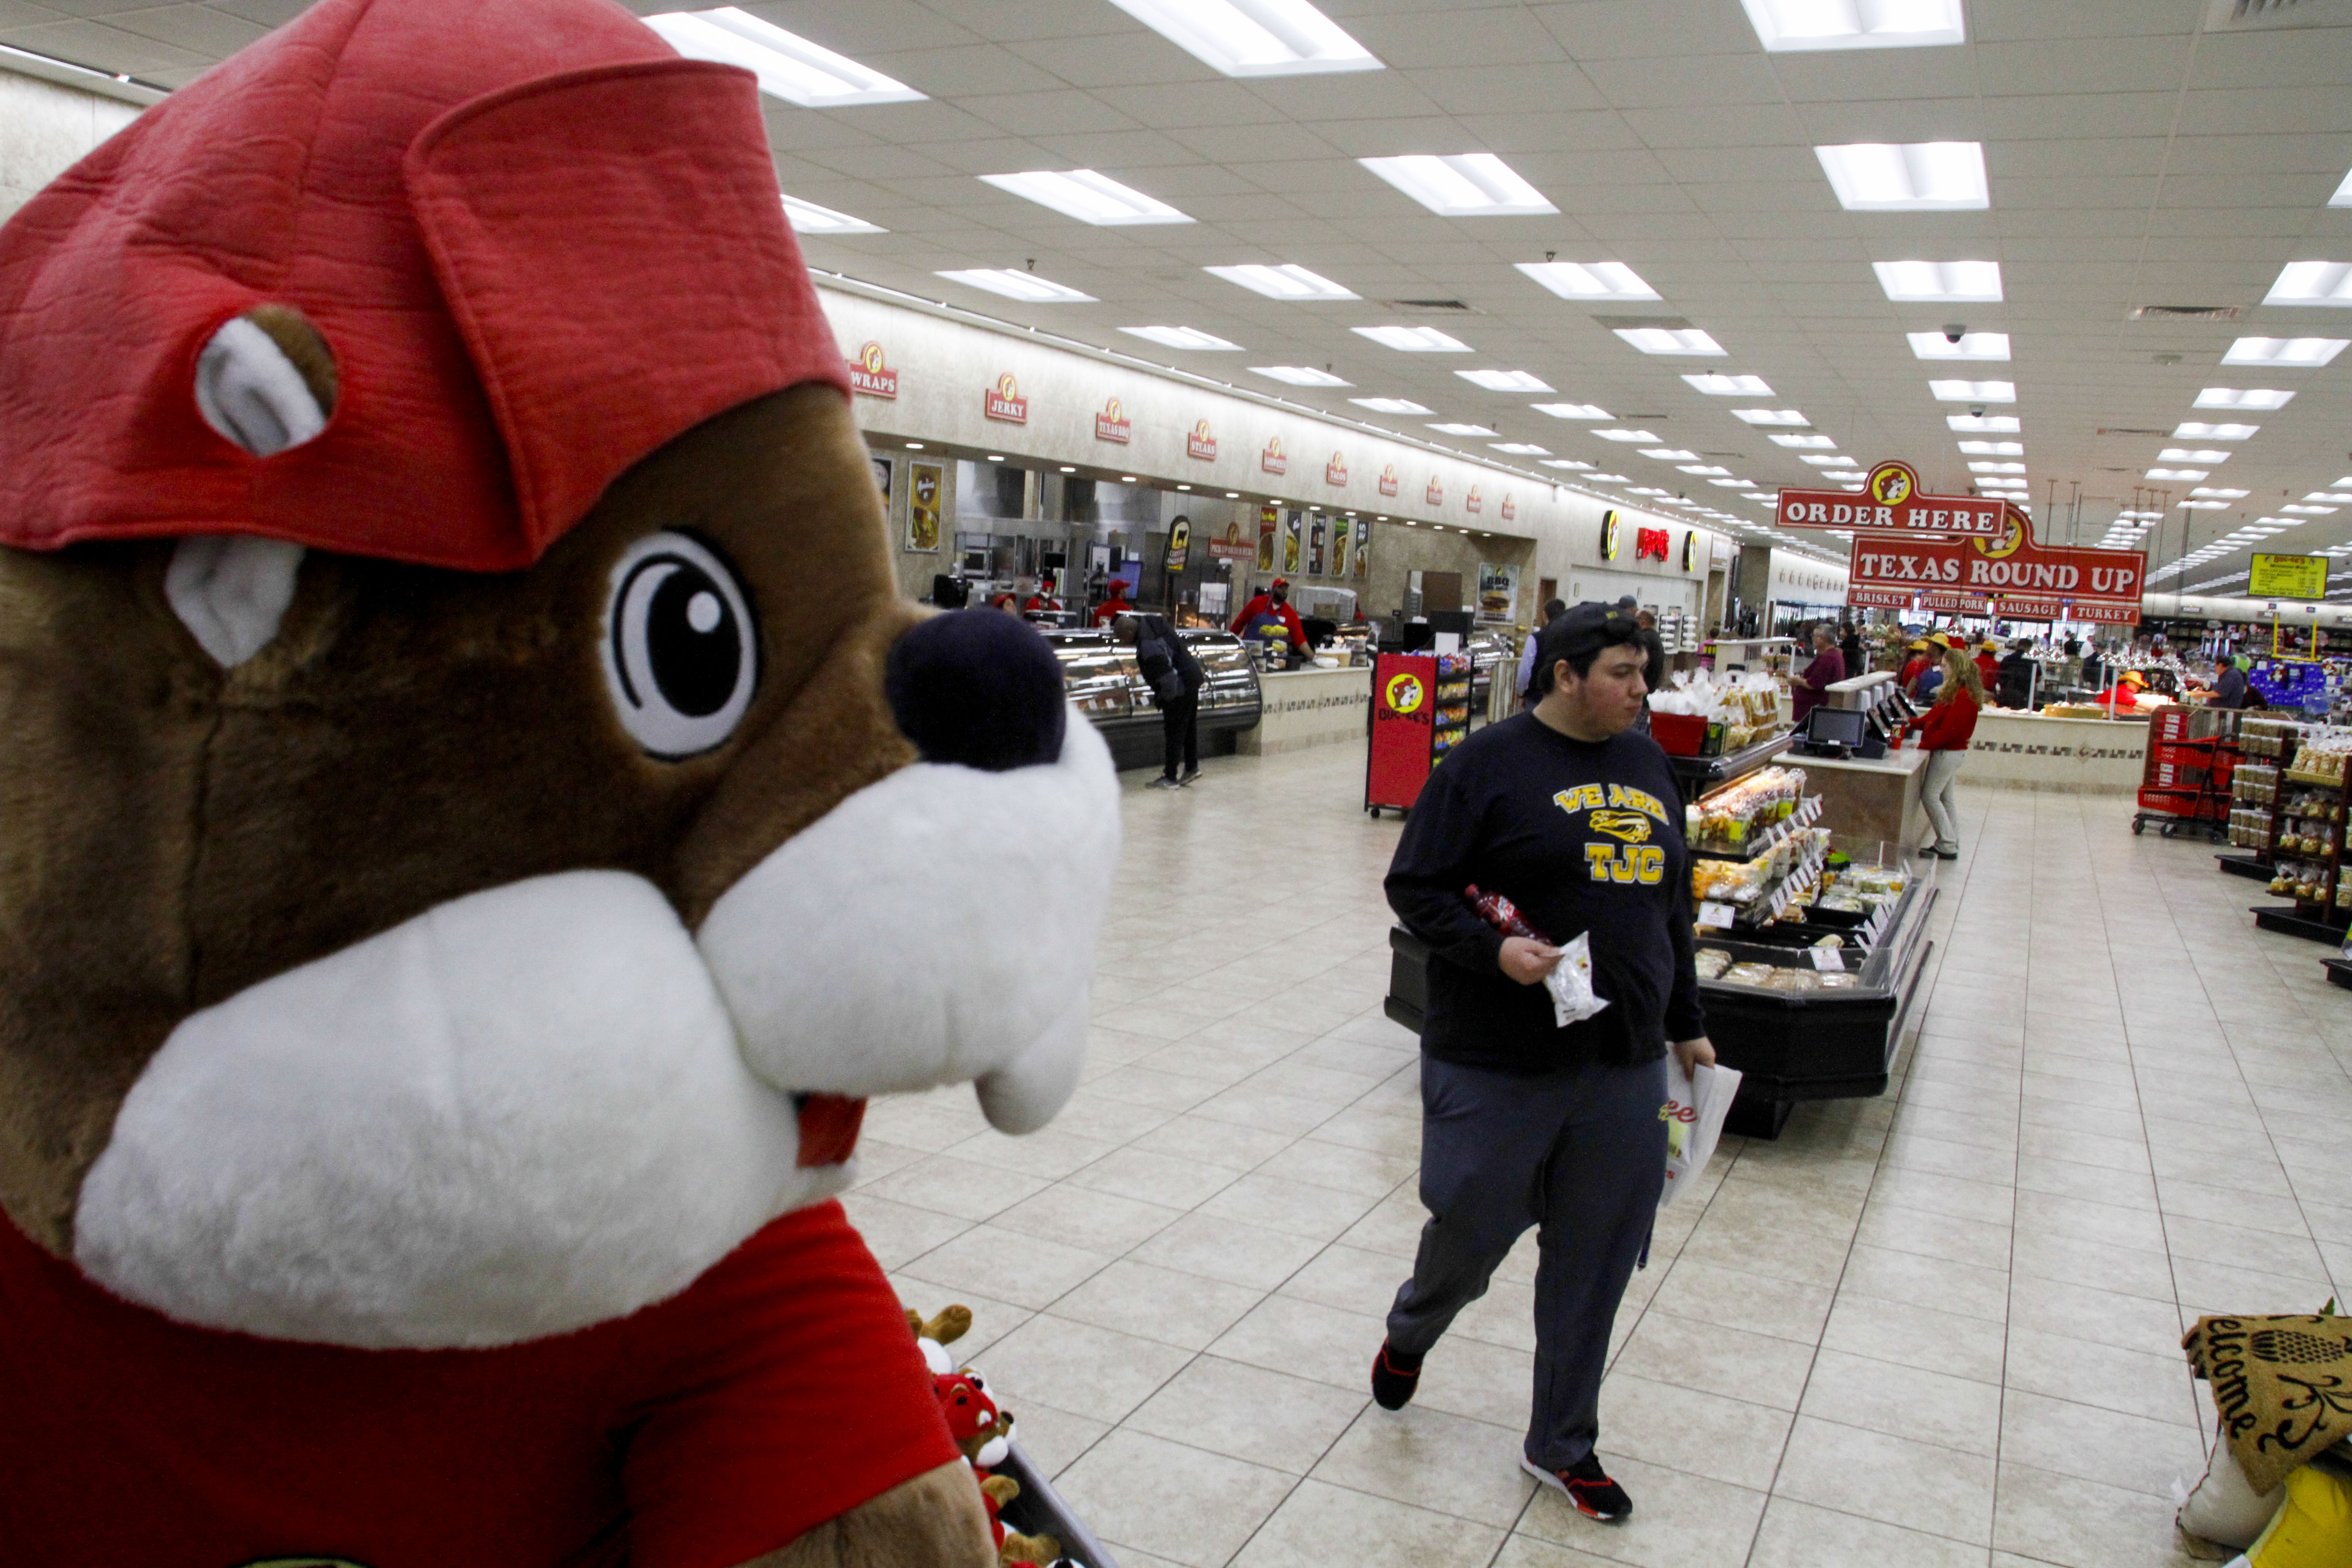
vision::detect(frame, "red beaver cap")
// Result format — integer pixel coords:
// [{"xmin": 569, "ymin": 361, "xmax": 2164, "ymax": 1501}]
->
[{"xmin": 0, "ymin": 0, "xmax": 849, "ymax": 571}]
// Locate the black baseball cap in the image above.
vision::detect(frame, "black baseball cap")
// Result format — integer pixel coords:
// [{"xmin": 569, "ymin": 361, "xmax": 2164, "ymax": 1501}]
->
[{"xmin": 1533, "ymin": 602, "xmax": 1643, "ymax": 686}]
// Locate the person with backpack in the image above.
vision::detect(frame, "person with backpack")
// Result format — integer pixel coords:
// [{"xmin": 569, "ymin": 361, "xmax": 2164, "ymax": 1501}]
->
[{"xmin": 1117, "ymin": 612, "xmax": 1204, "ymax": 789}]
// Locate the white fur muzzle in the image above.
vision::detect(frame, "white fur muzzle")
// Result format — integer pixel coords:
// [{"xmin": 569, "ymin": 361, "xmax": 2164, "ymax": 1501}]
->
[{"xmin": 73, "ymin": 714, "xmax": 1119, "ymax": 1348}]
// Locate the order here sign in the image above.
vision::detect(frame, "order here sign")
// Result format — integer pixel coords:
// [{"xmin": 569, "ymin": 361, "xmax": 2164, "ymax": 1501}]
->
[
  {"xmin": 1848, "ymin": 503, "xmax": 2145, "ymax": 620},
  {"xmin": 1777, "ymin": 462, "xmax": 2004, "ymax": 539}
]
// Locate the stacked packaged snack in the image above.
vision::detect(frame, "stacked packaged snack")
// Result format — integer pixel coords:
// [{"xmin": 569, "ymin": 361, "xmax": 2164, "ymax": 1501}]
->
[
  {"xmin": 2267, "ymin": 860, "xmax": 2331, "ymax": 902},
  {"xmin": 1650, "ymin": 670, "xmax": 1788, "ymax": 752},
  {"xmin": 1688, "ymin": 765, "xmax": 1810, "ymax": 854},
  {"xmin": 2285, "ymin": 728, "xmax": 2352, "ymax": 786}
]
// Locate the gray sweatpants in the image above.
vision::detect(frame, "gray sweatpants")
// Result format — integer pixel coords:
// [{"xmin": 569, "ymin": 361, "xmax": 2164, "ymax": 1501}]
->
[{"xmin": 1385, "ymin": 1051, "xmax": 1668, "ymax": 1470}]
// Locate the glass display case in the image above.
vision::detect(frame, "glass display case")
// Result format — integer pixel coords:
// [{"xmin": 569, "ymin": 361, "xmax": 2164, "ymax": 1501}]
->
[{"xmin": 1044, "ymin": 628, "xmax": 1264, "ymax": 769}]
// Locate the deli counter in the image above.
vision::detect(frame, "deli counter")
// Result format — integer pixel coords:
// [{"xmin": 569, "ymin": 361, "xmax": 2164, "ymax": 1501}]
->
[{"xmin": 1048, "ymin": 628, "xmax": 1264, "ymax": 771}]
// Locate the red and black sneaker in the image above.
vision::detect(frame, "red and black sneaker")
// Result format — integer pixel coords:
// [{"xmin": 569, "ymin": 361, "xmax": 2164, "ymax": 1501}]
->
[
  {"xmin": 1521, "ymin": 1454, "xmax": 1633, "ymax": 1522},
  {"xmin": 1369, "ymin": 1339, "xmax": 1424, "ymax": 1411}
]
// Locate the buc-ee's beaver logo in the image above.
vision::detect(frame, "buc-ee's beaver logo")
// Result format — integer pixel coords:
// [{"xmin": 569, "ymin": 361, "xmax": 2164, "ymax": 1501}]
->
[
  {"xmin": 1867, "ymin": 461, "xmax": 1916, "ymax": 508},
  {"xmin": 1385, "ymin": 672, "xmax": 1426, "ymax": 715},
  {"xmin": 1588, "ymin": 809, "xmax": 1653, "ymax": 844},
  {"xmin": 1975, "ymin": 507, "xmax": 2026, "ymax": 560}
]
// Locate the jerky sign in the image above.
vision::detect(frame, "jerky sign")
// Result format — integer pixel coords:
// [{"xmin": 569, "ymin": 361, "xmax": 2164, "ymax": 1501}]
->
[
  {"xmin": 848, "ymin": 341, "xmax": 897, "ymax": 399},
  {"xmin": 1777, "ymin": 460, "xmax": 2003, "ymax": 538},
  {"xmin": 984, "ymin": 373, "xmax": 1027, "ymax": 423},
  {"xmin": 1850, "ymin": 504, "xmax": 2144, "ymax": 620}
]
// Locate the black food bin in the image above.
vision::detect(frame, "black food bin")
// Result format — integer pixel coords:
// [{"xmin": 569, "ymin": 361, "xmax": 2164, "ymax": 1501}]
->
[{"xmin": 1383, "ymin": 879, "xmax": 1936, "ymax": 1139}]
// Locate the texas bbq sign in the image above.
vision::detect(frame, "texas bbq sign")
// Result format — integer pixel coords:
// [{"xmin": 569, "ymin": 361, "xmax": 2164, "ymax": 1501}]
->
[{"xmin": 1779, "ymin": 461, "xmax": 2146, "ymax": 623}]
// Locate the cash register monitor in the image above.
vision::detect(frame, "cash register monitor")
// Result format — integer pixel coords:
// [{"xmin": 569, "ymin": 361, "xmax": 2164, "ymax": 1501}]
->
[{"xmin": 1806, "ymin": 706, "xmax": 1867, "ymax": 748}]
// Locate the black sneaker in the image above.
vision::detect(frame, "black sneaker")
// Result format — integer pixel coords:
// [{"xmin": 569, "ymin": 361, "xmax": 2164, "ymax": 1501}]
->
[
  {"xmin": 1146, "ymin": 775, "xmax": 1183, "ymax": 789},
  {"xmin": 1933, "ymin": 845, "xmax": 1958, "ymax": 860},
  {"xmin": 1370, "ymin": 1340, "xmax": 1422, "ymax": 1410},
  {"xmin": 1179, "ymin": 768, "xmax": 1202, "ymax": 784},
  {"xmin": 1521, "ymin": 1454, "xmax": 1632, "ymax": 1522}
]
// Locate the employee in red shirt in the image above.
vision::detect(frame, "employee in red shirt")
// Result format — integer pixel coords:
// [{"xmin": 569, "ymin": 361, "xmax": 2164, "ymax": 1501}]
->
[
  {"xmin": 1230, "ymin": 576, "xmax": 1310, "ymax": 656},
  {"xmin": 1896, "ymin": 639, "xmax": 1933, "ymax": 695},
  {"xmin": 1904, "ymin": 645, "xmax": 1982, "ymax": 860},
  {"xmin": 1024, "ymin": 572, "xmax": 1063, "ymax": 615},
  {"xmin": 1092, "ymin": 579, "xmax": 1134, "ymax": 625},
  {"xmin": 1972, "ymin": 638, "xmax": 2000, "ymax": 686}
]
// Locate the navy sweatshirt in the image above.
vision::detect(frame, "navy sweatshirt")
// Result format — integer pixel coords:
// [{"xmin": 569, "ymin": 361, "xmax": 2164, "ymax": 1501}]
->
[{"xmin": 1384, "ymin": 711, "xmax": 1706, "ymax": 1073}]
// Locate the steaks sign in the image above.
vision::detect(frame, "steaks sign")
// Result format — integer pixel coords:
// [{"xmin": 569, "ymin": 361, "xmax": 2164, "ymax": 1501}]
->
[
  {"xmin": 1778, "ymin": 461, "xmax": 2003, "ymax": 538},
  {"xmin": 1849, "ymin": 504, "xmax": 2145, "ymax": 620}
]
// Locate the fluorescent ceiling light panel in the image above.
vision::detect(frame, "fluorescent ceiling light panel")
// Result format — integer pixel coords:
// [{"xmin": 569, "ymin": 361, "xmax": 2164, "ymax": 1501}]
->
[
  {"xmin": 1874, "ymin": 260, "xmax": 2003, "ymax": 302},
  {"xmin": 1679, "ymin": 464, "xmax": 1732, "ymax": 476},
  {"xmin": 2223, "ymin": 337, "xmax": 2347, "ymax": 367},
  {"xmin": 1968, "ymin": 461, "xmax": 2026, "ymax": 474},
  {"xmin": 1251, "ymin": 364, "xmax": 1349, "ymax": 385},
  {"xmin": 1359, "ymin": 154, "xmax": 1556, "ymax": 216},
  {"xmin": 1641, "ymin": 448, "xmax": 1700, "ymax": 461},
  {"xmin": 1931, "ymin": 379, "xmax": 2016, "ymax": 402},
  {"xmin": 2333, "ymin": 169, "xmax": 2352, "ymax": 207},
  {"xmin": 1683, "ymin": 373, "xmax": 1773, "ymax": 395},
  {"xmin": 981, "ymin": 170, "xmax": 1191, "ymax": 225},
  {"xmin": 2193, "ymin": 488, "xmax": 2250, "ymax": 498},
  {"xmin": 1908, "ymin": 331, "xmax": 2010, "ymax": 360},
  {"xmin": 1709, "ymin": 477, "xmax": 1754, "ymax": 487},
  {"xmin": 1205, "ymin": 263, "xmax": 1356, "ymax": 299},
  {"xmin": 781, "ymin": 193, "xmax": 885, "ymax": 235},
  {"xmin": 2264, "ymin": 262, "xmax": 2352, "ymax": 306},
  {"xmin": 1456, "ymin": 368, "xmax": 1553, "ymax": 392},
  {"xmin": 2160, "ymin": 448, "xmax": 2230, "ymax": 463},
  {"xmin": 1491, "ymin": 442, "xmax": 1551, "ymax": 455},
  {"xmin": 2174, "ymin": 422, "xmax": 2258, "ymax": 440},
  {"xmin": 1957, "ymin": 441, "xmax": 2024, "ymax": 456},
  {"xmin": 1427, "ymin": 422, "xmax": 1498, "ymax": 436},
  {"xmin": 1732, "ymin": 408, "xmax": 1808, "ymax": 425},
  {"xmin": 935, "ymin": 268, "xmax": 1095, "ymax": 303},
  {"xmin": 1542, "ymin": 459, "xmax": 1595, "ymax": 470},
  {"xmin": 1616, "ymin": 327, "xmax": 1726, "ymax": 355},
  {"xmin": 1532, "ymin": 402, "xmax": 1611, "ymax": 420},
  {"xmin": 1771, "ymin": 433, "xmax": 1837, "ymax": 449},
  {"xmin": 1514, "ymin": 261, "xmax": 1660, "ymax": 301},
  {"xmin": 2197, "ymin": 387, "xmax": 2294, "ymax": 410},
  {"xmin": 1348, "ymin": 397, "xmax": 1432, "ymax": 414},
  {"xmin": 1121, "ymin": 325, "xmax": 1240, "ymax": 350},
  {"xmin": 1817, "ymin": 142, "xmax": 1988, "ymax": 211},
  {"xmin": 1354, "ymin": 324, "xmax": 1471, "ymax": 352},
  {"xmin": 644, "ymin": 10, "xmax": 925, "ymax": 105},
  {"xmin": 2283, "ymin": 504, "xmax": 2339, "ymax": 514},
  {"xmin": 2147, "ymin": 467, "xmax": 2209, "ymax": 480},
  {"xmin": 1741, "ymin": 0, "xmax": 1966, "ymax": 51},
  {"xmin": 2178, "ymin": 500, "xmax": 2229, "ymax": 510},
  {"xmin": 1103, "ymin": 0, "xmax": 1381, "ymax": 77},
  {"xmin": 1744, "ymin": 493, "xmax": 1775, "ymax": 501},
  {"xmin": 1588, "ymin": 473, "xmax": 1631, "ymax": 483},
  {"xmin": 1594, "ymin": 428, "xmax": 1662, "ymax": 442},
  {"xmin": 2307, "ymin": 492, "xmax": 2352, "ymax": 502},
  {"xmin": 1800, "ymin": 454, "xmax": 1847, "ymax": 466},
  {"xmin": 1947, "ymin": 413, "xmax": 2021, "ymax": 432},
  {"xmin": 1629, "ymin": 487, "xmax": 1673, "ymax": 498}
]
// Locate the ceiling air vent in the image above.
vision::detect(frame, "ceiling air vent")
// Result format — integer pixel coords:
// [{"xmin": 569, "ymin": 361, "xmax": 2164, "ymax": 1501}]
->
[
  {"xmin": 1592, "ymin": 315, "xmax": 1692, "ymax": 331},
  {"xmin": 1378, "ymin": 298, "xmax": 1479, "ymax": 314},
  {"xmin": 2130, "ymin": 304, "xmax": 2241, "ymax": 320},
  {"xmin": 2097, "ymin": 427, "xmax": 2171, "ymax": 436},
  {"xmin": 2205, "ymin": 0, "xmax": 2336, "ymax": 31}
]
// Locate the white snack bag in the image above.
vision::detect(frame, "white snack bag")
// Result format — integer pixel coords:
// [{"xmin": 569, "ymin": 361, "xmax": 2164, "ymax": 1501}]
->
[
  {"xmin": 1544, "ymin": 931, "xmax": 1609, "ymax": 1028},
  {"xmin": 1659, "ymin": 1058, "xmax": 1740, "ymax": 1206}
]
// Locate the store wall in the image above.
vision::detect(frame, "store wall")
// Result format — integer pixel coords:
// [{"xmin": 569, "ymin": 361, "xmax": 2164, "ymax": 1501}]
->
[{"xmin": 0, "ymin": 69, "xmax": 142, "ymax": 225}]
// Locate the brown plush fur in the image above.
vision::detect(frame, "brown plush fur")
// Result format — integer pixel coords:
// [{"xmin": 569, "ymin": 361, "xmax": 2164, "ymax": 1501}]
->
[
  {"xmin": 749, "ymin": 1460, "xmax": 996, "ymax": 1568},
  {"xmin": 0, "ymin": 382, "xmax": 921, "ymax": 1257}
]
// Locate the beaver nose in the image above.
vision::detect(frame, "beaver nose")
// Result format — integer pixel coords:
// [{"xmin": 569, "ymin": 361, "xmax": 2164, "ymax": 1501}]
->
[{"xmin": 884, "ymin": 609, "xmax": 1067, "ymax": 772}]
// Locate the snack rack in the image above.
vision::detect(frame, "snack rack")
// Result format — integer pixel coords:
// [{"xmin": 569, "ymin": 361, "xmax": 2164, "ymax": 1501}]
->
[
  {"xmin": 2248, "ymin": 726, "xmax": 2352, "ymax": 943},
  {"xmin": 1365, "ymin": 650, "xmax": 1471, "ymax": 816},
  {"xmin": 2219, "ymin": 715, "xmax": 2305, "ymax": 881},
  {"xmin": 2132, "ymin": 706, "xmax": 2238, "ymax": 842}
]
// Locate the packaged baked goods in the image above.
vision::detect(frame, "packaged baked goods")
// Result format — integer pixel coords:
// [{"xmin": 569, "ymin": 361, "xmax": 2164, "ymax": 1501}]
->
[
  {"xmin": 1692, "ymin": 947, "xmax": 1732, "ymax": 979},
  {"xmin": 1719, "ymin": 962, "xmax": 1778, "ymax": 988}
]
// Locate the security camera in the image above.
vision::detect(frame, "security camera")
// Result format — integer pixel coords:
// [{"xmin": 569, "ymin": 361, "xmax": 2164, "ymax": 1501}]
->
[
  {"xmin": 1970, "ymin": 404, "xmax": 1986, "ymax": 417},
  {"xmin": 1944, "ymin": 324, "xmax": 1967, "ymax": 343}
]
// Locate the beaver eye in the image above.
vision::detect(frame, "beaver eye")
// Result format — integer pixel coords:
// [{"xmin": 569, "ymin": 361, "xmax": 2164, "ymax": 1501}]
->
[{"xmin": 601, "ymin": 531, "xmax": 758, "ymax": 759}]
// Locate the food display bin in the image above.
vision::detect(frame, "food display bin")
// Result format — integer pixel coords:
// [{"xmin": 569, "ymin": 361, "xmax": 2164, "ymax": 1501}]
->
[{"xmin": 1046, "ymin": 628, "xmax": 1263, "ymax": 772}]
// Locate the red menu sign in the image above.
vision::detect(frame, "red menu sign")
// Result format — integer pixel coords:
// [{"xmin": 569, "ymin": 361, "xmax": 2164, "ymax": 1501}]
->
[
  {"xmin": 1849, "ymin": 504, "xmax": 2145, "ymax": 621},
  {"xmin": 1779, "ymin": 461, "xmax": 2002, "ymax": 538},
  {"xmin": 984, "ymin": 373, "xmax": 1027, "ymax": 423},
  {"xmin": 848, "ymin": 341, "xmax": 897, "ymax": 398},
  {"xmin": 1262, "ymin": 436, "xmax": 1289, "ymax": 476}
]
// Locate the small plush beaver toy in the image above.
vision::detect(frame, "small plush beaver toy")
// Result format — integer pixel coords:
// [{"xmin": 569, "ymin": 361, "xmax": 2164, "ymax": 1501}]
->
[{"xmin": 0, "ymin": 1, "xmax": 1118, "ymax": 1563}]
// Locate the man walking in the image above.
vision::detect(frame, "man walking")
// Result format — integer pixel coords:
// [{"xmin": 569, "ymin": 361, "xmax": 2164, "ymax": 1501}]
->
[{"xmin": 1372, "ymin": 602, "xmax": 1714, "ymax": 1522}]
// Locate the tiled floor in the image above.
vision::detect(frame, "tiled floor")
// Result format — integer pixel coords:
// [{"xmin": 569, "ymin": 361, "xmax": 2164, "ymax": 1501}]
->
[{"xmin": 847, "ymin": 742, "xmax": 2352, "ymax": 1568}]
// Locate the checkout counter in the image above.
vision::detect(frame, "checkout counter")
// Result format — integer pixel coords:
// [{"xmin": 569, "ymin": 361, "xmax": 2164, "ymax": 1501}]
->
[{"xmin": 1790, "ymin": 672, "xmax": 1934, "ymax": 862}]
